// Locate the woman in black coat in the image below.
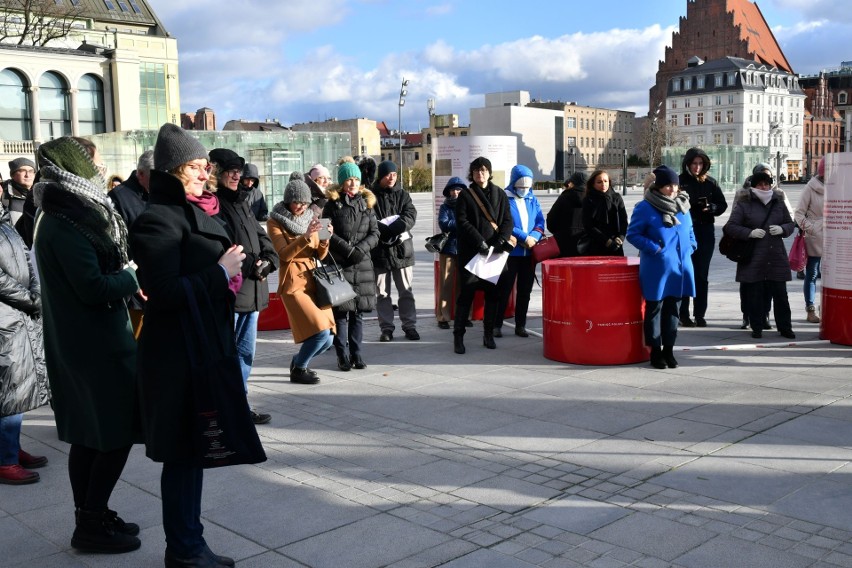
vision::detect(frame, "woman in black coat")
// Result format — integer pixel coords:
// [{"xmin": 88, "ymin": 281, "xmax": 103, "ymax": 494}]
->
[
  {"xmin": 453, "ymin": 156, "xmax": 514, "ymax": 354},
  {"xmin": 546, "ymin": 171, "xmax": 588, "ymax": 257},
  {"xmin": 581, "ymin": 170, "xmax": 628, "ymax": 256},
  {"xmin": 322, "ymin": 160, "xmax": 379, "ymax": 371},
  {"xmin": 130, "ymin": 124, "xmax": 248, "ymax": 567}
]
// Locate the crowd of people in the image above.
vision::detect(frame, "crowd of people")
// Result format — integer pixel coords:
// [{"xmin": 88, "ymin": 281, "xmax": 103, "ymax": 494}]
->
[{"xmin": 0, "ymin": 130, "xmax": 829, "ymax": 565}]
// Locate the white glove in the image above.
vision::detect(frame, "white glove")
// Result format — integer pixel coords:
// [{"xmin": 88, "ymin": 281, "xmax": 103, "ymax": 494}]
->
[
  {"xmin": 769, "ymin": 225, "xmax": 783, "ymax": 236},
  {"xmin": 749, "ymin": 228, "xmax": 766, "ymax": 239}
]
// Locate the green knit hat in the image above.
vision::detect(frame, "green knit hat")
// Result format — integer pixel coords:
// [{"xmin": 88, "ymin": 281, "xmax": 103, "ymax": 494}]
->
[
  {"xmin": 337, "ymin": 161, "xmax": 362, "ymax": 185},
  {"xmin": 37, "ymin": 137, "xmax": 98, "ymax": 180}
]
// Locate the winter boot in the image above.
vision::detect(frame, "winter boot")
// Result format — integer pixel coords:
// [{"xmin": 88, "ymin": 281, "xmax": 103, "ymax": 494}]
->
[
  {"xmin": 650, "ymin": 347, "xmax": 666, "ymax": 369},
  {"xmin": 806, "ymin": 305, "xmax": 821, "ymax": 324},
  {"xmin": 71, "ymin": 508, "xmax": 141, "ymax": 553},
  {"xmin": 662, "ymin": 346, "xmax": 678, "ymax": 368},
  {"xmin": 453, "ymin": 330, "xmax": 466, "ymax": 354}
]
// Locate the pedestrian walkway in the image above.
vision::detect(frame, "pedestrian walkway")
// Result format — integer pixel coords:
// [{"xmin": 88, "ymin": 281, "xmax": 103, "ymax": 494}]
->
[{"xmin": 3, "ymin": 187, "xmax": 851, "ymax": 567}]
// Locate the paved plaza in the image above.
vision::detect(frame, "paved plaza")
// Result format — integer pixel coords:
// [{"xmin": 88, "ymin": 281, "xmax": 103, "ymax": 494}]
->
[{"xmin": 3, "ymin": 186, "xmax": 852, "ymax": 567}]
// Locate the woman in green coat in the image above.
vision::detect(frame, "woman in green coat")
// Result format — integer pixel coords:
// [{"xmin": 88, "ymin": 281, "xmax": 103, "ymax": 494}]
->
[{"xmin": 34, "ymin": 137, "xmax": 141, "ymax": 554}]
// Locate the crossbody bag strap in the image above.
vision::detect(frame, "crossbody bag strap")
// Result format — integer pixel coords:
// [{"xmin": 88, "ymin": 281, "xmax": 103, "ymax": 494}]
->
[
  {"xmin": 468, "ymin": 186, "xmax": 499, "ymax": 231},
  {"xmin": 758, "ymin": 200, "xmax": 776, "ymax": 228}
]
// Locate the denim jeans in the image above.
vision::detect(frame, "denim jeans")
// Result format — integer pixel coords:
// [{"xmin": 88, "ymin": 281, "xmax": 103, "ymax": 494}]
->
[
  {"xmin": 161, "ymin": 463, "xmax": 205, "ymax": 557},
  {"xmin": 293, "ymin": 329, "xmax": 333, "ymax": 369},
  {"xmin": 234, "ymin": 311, "xmax": 259, "ymax": 391},
  {"xmin": 804, "ymin": 256, "xmax": 821, "ymax": 307},
  {"xmin": 644, "ymin": 297, "xmax": 682, "ymax": 349},
  {"xmin": 0, "ymin": 413, "xmax": 22, "ymax": 465},
  {"xmin": 332, "ymin": 310, "xmax": 363, "ymax": 357}
]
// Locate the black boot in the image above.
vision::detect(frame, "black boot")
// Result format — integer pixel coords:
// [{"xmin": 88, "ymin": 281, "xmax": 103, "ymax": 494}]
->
[
  {"xmin": 453, "ymin": 330, "xmax": 466, "ymax": 354},
  {"xmin": 71, "ymin": 508, "xmax": 141, "ymax": 554},
  {"xmin": 337, "ymin": 354, "xmax": 351, "ymax": 372},
  {"xmin": 165, "ymin": 545, "xmax": 234, "ymax": 567},
  {"xmin": 483, "ymin": 330, "xmax": 496, "ymax": 349},
  {"xmin": 650, "ymin": 347, "xmax": 666, "ymax": 369},
  {"xmin": 662, "ymin": 346, "xmax": 678, "ymax": 368}
]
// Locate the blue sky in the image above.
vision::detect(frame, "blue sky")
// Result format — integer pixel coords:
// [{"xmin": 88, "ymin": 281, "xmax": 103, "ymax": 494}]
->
[{"xmin": 153, "ymin": 0, "xmax": 849, "ymax": 131}]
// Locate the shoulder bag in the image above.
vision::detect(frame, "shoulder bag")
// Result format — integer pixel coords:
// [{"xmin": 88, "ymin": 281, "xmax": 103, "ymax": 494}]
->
[
  {"xmin": 531, "ymin": 235, "xmax": 560, "ymax": 264},
  {"xmin": 424, "ymin": 232, "xmax": 450, "ymax": 254},
  {"xmin": 180, "ymin": 278, "xmax": 267, "ymax": 469},
  {"xmin": 311, "ymin": 254, "xmax": 357, "ymax": 308},
  {"xmin": 719, "ymin": 200, "xmax": 776, "ymax": 263}
]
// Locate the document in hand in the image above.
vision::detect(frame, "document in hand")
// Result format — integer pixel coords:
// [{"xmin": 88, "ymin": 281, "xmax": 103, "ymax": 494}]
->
[
  {"xmin": 379, "ymin": 215, "xmax": 411, "ymax": 242},
  {"xmin": 464, "ymin": 247, "xmax": 509, "ymax": 284}
]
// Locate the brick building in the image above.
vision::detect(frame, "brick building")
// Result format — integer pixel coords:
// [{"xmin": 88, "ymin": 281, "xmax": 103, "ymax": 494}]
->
[{"xmin": 802, "ymin": 73, "xmax": 843, "ymax": 178}]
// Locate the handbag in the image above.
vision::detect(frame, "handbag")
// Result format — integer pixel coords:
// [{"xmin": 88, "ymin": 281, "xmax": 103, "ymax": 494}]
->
[
  {"xmin": 531, "ymin": 235, "xmax": 560, "ymax": 263},
  {"xmin": 720, "ymin": 200, "xmax": 777, "ymax": 263},
  {"xmin": 576, "ymin": 233, "xmax": 593, "ymax": 255},
  {"xmin": 180, "ymin": 278, "xmax": 267, "ymax": 469},
  {"xmin": 425, "ymin": 232, "xmax": 450, "ymax": 254},
  {"xmin": 311, "ymin": 254, "xmax": 357, "ymax": 308},
  {"xmin": 789, "ymin": 231, "xmax": 807, "ymax": 272},
  {"xmin": 467, "ymin": 186, "xmax": 517, "ymax": 252}
]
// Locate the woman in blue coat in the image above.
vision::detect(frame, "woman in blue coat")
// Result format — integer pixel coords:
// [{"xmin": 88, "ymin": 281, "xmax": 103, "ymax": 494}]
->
[
  {"xmin": 495, "ymin": 165, "xmax": 545, "ymax": 337},
  {"xmin": 626, "ymin": 166, "xmax": 696, "ymax": 369}
]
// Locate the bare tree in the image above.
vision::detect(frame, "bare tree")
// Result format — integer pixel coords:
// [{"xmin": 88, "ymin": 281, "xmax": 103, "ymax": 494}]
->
[{"xmin": 0, "ymin": 0, "xmax": 83, "ymax": 46}]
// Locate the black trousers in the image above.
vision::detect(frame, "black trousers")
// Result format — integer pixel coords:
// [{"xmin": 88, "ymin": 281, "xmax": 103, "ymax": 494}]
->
[
  {"xmin": 495, "ymin": 256, "xmax": 535, "ymax": 329},
  {"xmin": 644, "ymin": 297, "xmax": 682, "ymax": 349},
  {"xmin": 743, "ymin": 281, "xmax": 792, "ymax": 333},
  {"xmin": 681, "ymin": 223, "xmax": 715, "ymax": 320},
  {"xmin": 68, "ymin": 444, "xmax": 132, "ymax": 511},
  {"xmin": 454, "ymin": 269, "xmax": 500, "ymax": 334}
]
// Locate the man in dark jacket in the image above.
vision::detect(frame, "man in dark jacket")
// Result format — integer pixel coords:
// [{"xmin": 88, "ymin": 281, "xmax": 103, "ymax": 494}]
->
[
  {"xmin": 1, "ymin": 158, "xmax": 35, "ymax": 227},
  {"xmin": 240, "ymin": 163, "xmax": 268, "ymax": 221},
  {"xmin": 371, "ymin": 160, "xmax": 419, "ymax": 341},
  {"xmin": 209, "ymin": 148, "xmax": 279, "ymax": 425},
  {"xmin": 109, "ymin": 150, "xmax": 153, "ymax": 230},
  {"xmin": 678, "ymin": 147, "xmax": 728, "ymax": 327}
]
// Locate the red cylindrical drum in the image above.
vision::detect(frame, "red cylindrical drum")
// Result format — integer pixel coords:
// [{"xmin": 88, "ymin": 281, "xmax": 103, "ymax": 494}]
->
[{"xmin": 542, "ymin": 257, "xmax": 648, "ymax": 365}]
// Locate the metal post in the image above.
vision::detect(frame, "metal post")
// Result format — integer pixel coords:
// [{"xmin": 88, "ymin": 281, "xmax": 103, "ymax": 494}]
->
[
  {"xmin": 398, "ymin": 78, "xmax": 409, "ymax": 189},
  {"xmin": 570, "ymin": 147, "xmax": 575, "ymax": 176},
  {"xmin": 776, "ymin": 151, "xmax": 782, "ymax": 183},
  {"xmin": 622, "ymin": 148, "xmax": 628, "ymax": 195}
]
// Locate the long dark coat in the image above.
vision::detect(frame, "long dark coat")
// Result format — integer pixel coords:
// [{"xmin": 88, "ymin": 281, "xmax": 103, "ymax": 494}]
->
[
  {"xmin": 546, "ymin": 186, "xmax": 584, "ymax": 257},
  {"xmin": 217, "ymin": 186, "xmax": 278, "ymax": 313},
  {"xmin": 581, "ymin": 188, "xmax": 628, "ymax": 256},
  {"xmin": 370, "ymin": 184, "xmax": 417, "ymax": 271},
  {"xmin": 0, "ymin": 208, "xmax": 48, "ymax": 417},
  {"xmin": 129, "ymin": 171, "xmax": 239, "ymax": 463},
  {"xmin": 35, "ymin": 188, "xmax": 140, "ymax": 451},
  {"xmin": 724, "ymin": 189, "xmax": 795, "ymax": 284},
  {"xmin": 455, "ymin": 181, "xmax": 513, "ymax": 267},
  {"xmin": 322, "ymin": 187, "xmax": 380, "ymax": 313}
]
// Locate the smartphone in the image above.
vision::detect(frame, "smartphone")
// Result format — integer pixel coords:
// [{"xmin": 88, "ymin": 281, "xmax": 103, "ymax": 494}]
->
[
  {"xmin": 317, "ymin": 218, "xmax": 332, "ymax": 240},
  {"xmin": 698, "ymin": 196, "xmax": 709, "ymax": 208}
]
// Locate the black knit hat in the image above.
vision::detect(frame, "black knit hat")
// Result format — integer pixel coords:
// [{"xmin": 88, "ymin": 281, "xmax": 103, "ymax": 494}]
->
[
  {"xmin": 154, "ymin": 123, "xmax": 208, "ymax": 172},
  {"xmin": 566, "ymin": 171, "xmax": 588, "ymax": 188},
  {"xmin": 209, "ymin": 148, "xmax": 245, "ymax": 173},
  {"xmin": 377, "ymin": 160, "xmax": 397, "ymax": 181},
  {"xmin": 283, "ymin": 175, "xmax": 312, "ymax": 204},
  {"xmin": 9, "ymin": 157, "xmax": 35, "ymax": 173}
]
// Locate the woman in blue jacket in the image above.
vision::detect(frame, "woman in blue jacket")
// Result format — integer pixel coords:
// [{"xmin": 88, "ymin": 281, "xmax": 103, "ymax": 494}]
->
[
  {"xmin": 626, "ymin": 166, "xmax": 696, "ymax": 369},
  {"xmin": 495, "ymin": 165, "xmax": 545, "ymax": 337},
  {"xmin": 436, "ymin": 177, "xmax": 465, "ymax": 329}
]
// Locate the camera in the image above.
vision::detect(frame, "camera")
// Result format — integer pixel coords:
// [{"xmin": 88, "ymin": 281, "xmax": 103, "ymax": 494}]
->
[{"xmin": 254, "ymin": 259, "xmax": 271, "ymax": 280}]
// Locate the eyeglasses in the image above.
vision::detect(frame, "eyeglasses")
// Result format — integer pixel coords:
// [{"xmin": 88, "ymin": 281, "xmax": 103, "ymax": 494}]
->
[
  {"xmin": 225, "ymin": 168, "xmax": 242, "ymax": 177},
  {"xmin": 185, "ymin": 163, "xmax": 213, "ymax": 175},
  {"xmin": 473, "ymin": 167, "xmax": 489, "ymax": 174}
]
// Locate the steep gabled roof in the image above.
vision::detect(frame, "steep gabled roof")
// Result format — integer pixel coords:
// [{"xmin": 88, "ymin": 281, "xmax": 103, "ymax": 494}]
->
[{"xmin": 727, "ymin": 0, "xmax": 792, "ymax": 73}]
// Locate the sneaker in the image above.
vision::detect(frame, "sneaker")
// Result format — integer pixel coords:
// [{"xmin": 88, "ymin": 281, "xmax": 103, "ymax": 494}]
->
[
  {"xmin": 291, "ymin": 368, "xmax": 320, "ymax": 384},
  {"xmin": 250, "ymin": 409, "xmax": 271, "ymax": 425},
  {"xmin": 437, "ymin": 321, "xmax": 450, "ymax": 329},
  {"xmin": 72, "ymin": 509, "xmax": 140, "ymax": 554},
  {"xmin": 0, "ymin": 464, "xmax": 39, "ymax": 485},
  {"xmin": 379, "ymin": 331, "xmax": 393, "ymax": 342},
  {"xmin": 695, "ymin": 317, "xmax": 707, "ymax": 328},
  {"xmin": 404, "ymin": 329, "xmax": 420, "ymax": 341},
  {"xmin": 18, "ymin": 449, "xmax": 47, "ymax": 469}
]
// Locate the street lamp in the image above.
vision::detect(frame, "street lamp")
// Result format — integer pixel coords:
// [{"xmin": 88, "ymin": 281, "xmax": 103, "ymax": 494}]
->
[{"xmin": 398, "ymin": 78, "xmax": 409, "ymax": 189}]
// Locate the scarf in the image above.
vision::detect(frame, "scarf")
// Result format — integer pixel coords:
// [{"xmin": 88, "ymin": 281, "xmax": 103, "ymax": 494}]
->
[
  {"xmin": 751, "ymin": 187, "xmax": 772, "ymax": 205},
  {"xmin": 644, "ymin": 189, "xmax": 690, "ymax": 227},
  {"xmin": 270, "ymin": 200, "xmax": 312, "ymax": 235},
  {"xmin": 34, "ymin": 163, "xmax": 129, "ymax": 273},
  {"xmin": 186, "ymin": 190, "xmax": 220, "ymax": 215}
]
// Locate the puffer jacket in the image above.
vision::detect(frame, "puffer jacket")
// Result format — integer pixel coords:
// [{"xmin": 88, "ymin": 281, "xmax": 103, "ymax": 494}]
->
[
  {"xmin": 504, "ymin": 165, "xmax": 545, "ymax": 257},
  {"xmin": 724, "ymin": 188, "xmax": 795, "ymax": 283},
  {"xmin": 437, "ymin": 199, "xmax": 458, "ymax": 256},
  {"xmin": 794, "ymin": 176, "xmax": 824, "ymax": 258},
  {"xmin": 679, "ymin": 148, "xmax": 727, "ymax": 226},
  {"xmin": 0, "ymin": 207, "xmax": 48, "ymax": 417},
  {"xmin": 322, "ymin": 187, "xmax": 380, "ymax": 313},
  {"xmin": 370, "ymin": 183, "xmax": 417, "ymax": 271}
]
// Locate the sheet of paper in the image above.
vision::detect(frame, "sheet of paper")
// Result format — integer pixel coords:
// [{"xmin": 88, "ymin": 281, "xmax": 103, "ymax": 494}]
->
[{"xmin": 464, "ymin": 247, "xmax": 509, "ymax": 284}]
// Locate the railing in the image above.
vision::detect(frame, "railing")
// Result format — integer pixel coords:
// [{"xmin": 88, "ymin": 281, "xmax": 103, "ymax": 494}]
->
[{"xmin": 2, "ymin": 140, "xmax": 36, "ymax": 155}]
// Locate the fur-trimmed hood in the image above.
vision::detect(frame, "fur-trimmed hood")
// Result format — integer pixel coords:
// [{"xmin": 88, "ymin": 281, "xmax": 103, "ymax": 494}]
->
[{"xmin": 325, "ymin": 185, "xmax": 376, "ymax": 208}]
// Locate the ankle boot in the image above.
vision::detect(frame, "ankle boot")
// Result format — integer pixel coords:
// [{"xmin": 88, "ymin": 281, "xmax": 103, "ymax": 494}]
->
[
  {"xmin": 71, "ymin": 508, "xmax": 141, "ymax": 554},
  {"xmin": 453, "ymin": 331, "xmax": 466, "ymax": 354},
  {"xmin": 806, "ymin": 305, "xmax": 821, "ymax": 323},
  {"xmin": 483, "ymin": 330, "xmax": 496, "ymax": 349},
  {"xmin": 650, "ymin": 347, "xmax": 666, "ymax": 369},
  {"xmin": 662, "ymin": 346, "xmax": 678, "ymax": 368}
]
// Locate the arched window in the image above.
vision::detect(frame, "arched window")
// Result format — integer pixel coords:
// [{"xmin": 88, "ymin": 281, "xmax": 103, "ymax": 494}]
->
[
  {"xmin": 39, "ymin": 71, "xmax": 71, "ymax": 140},
  {"xmin": 839, "ymin": 92, "xmax": 848, "ymax": 105},
  {"xmin": 78, "ymin": 74, "xmax": 105, "ymax": 135},
  {"xmin": 0, "ymin": 68, "xmax": 32, "ymax": 140}
]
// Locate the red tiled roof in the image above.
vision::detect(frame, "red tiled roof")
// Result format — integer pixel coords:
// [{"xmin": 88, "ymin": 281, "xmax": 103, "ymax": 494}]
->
[{"xmin": 727, "ymin": 0, "xmax": 793, "ymax": 73}]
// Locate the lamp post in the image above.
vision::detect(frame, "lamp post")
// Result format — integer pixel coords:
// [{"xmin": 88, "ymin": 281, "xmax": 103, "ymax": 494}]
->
[
  {"xmin": 622, "ymin": 148, "xmax": 628, "ymax": 195},
  {"xmin": 569, "ymin": 147, "xmax": 575, "ymax": 177},
  {"xmin": 398, "ymin": 78, "xmax": 409, "ymax": 189}
]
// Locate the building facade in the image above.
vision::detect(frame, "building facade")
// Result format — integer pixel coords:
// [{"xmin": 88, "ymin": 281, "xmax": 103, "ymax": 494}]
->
[
  {"xmin": 801, "ymin": 72, "xmax": 843, "ymax": 178},
  {"xmin": 667, "ymin": 56, "xmax": 805, "ymax": 180},
  {"xmin": 0, "ymin": 0, "xmax": 179, "ymax": 174},
  {"xmin": 290, "ymin": 118, "xmax": 380, "ymax": 160},
  {"xmin": 798, "ymin": 61, "xmax": 852, "ymax": 155}
]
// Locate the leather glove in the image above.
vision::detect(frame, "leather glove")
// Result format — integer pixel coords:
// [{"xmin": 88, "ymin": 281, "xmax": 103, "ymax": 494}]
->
[
  {"xmin": 254, "ymin": 260, "xmax": 273, "ymax": 280},
  {"xmin": 478, "ymin": 241, "xmax": 490, "ymax": 256},
  {"xmin": 348, "ymin": 247, "xmax": 365, "ymax": 263},
  {"xmin": 749, "ymin": 228, "xmax": 766, "ymax": 239},
  {"xmin": 768, "ymin": 225, "xmax": 783, "ymax": 236}
]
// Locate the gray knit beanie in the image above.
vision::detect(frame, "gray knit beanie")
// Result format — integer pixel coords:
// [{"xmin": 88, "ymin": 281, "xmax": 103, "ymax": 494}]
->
[
  {"xmin": 9, "ymin": 157, "xmax": 36, "ymax": 173},
  {"xmin": 154, "ymin": 123, "xmax": 208, "ymax": 172},
  {"xmin": 283, "ymin": 175, "xmax": 312, "ymax": 204}
]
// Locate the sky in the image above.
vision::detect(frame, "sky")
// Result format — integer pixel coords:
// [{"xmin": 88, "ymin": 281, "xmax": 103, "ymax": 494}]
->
[{"xmin": 152, "ymin": 0, "xmax": 850, "ymax": 132}]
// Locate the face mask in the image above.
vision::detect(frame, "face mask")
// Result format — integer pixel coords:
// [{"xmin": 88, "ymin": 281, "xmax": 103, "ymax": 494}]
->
[{"xmin": 515, "ymin": 187, "xmax": 529, "ymax": 197}]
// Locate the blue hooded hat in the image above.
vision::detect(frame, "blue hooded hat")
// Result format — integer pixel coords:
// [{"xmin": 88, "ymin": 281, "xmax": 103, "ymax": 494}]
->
[
  {"xmin": 506, "ymin": 164, "xmax": 535, "ymax": 197},
  {"xmin": 443, "ymin": 176, "xmax": 466, "ymax": 197}
]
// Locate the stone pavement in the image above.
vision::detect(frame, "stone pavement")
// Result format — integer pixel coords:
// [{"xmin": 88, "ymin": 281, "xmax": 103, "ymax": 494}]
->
[{"xmin": 4, "ymin": 186, "xmax": 852, "ymax": 568}]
